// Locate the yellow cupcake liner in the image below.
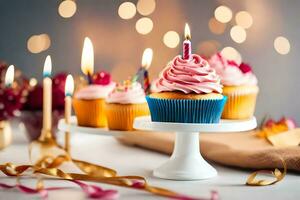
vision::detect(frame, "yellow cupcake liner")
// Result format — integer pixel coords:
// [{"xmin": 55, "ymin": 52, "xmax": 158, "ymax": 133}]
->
[
  {"xmin": 105, "ymin": 103, "xmax": 149, "ymax": 131},
  {"xmin": 222, "ymin": 86, "xmax": 259, "ymax": 120},
  {"xmin": 73, "ymin": 98, "xmax": 107, "ymax": 127}
]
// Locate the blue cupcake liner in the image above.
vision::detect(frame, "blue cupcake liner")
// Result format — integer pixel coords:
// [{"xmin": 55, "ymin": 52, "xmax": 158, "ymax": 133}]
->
[{"xmin": 146, "ymin": 95, "xmax": 227, "ymax": 124}]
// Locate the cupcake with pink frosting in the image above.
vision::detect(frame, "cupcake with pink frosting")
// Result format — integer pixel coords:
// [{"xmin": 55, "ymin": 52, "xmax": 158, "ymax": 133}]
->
[
  {"xmin": 73, "ymin": 71, "xmax": 115, "ymax": 127},
  {"xmin": 208, "ymin": 53, "xmax": 259, "ymax": 119},
  {"xmin": 105, "ymin": 80, "xmax": 149, "ymax": 131},
  {"xmin": 148, "ymin": 54, "xmax": 226, "ymax": 123}
]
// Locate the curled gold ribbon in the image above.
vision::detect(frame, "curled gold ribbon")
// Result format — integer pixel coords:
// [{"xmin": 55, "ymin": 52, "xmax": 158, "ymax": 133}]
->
[
  {"xmin": 0, "ymin": 155, "xmax": 206, "ymax": 200},
  {"xmin": 246, "ymin": 158, "xmax": 287, "ymax": 186}
]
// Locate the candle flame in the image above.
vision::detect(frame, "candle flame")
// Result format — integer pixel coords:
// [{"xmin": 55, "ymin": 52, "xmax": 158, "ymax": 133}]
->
[
  {"xmin": 5, "ymin": 65, "xmax": 14, "ymax": 87},
  {"xmin": 141, "ymin": 48, "xmax": 153, "ymax": 69},
  {"xmin": 184, "ymin": 23, "xmax": 191, "ymax": 40},
  {"xmin": 43, "ymin": 55, "xmax": 52, "ymax": 77},
  {"xmin": 65, "ymin": 74, "xmax": 74, "ymax": 97},
  {"xmin": 81, "ymin": 37, "xmax": 94, "ymax": 76}
]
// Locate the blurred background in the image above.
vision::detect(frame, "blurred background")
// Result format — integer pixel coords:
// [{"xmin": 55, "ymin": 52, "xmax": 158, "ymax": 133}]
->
[{"xmin": 0, "ymin": 0, "xmax": 299, "ymax": 122}]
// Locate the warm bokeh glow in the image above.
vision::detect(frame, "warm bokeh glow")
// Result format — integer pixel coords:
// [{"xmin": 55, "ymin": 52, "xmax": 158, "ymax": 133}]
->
[
  {"xmin": 221, "ymin": 47, "xmax": 242, "ymax": 65},
  {"xmin": 184, "ymin": 23, "xmax": 191, "ymax": 40},
  {"xmin": 29, "ymin": 78, "xmax": 38, "ymax": 87},
  {"xmin": 274, "ymin": 36, "xmax": 290, "ymax": 55},
  {"xmin": 43, "ymin": 55, "xmax": 52, "ymax": 77},
  {"xmin": 137, "ymin": 0, "xmax": 156, "ymax": 16},
  {"xmin": 163, "ymin": 31, "xmax": 180, "ymax": 48},
  {"xmin": 27, "ymin": 34, "xmax": 51, "ymax": 54},
  {"xmin": 118, "ymin": 2, "xmax": 136, "ymax": 19},
  {"xmin": 230, "ymin": 26, "xmax": 247, "ymax": 43},
  {"xmin": 141, "ymin": 48, "xmax": 153, "ymax": 69},
  {"xmin": 197, "ymin": 40, "xmax": 221, "ymax": 57},
  {"xmin": 214, "ymin": 6, "xmax": 232, "ymax": 23},
  {"xmin": 5, "ymin": 65, "xmax": 14, "ymax": 87},
  {"xmin": 81, "ymin": 37, "xmax": 94, "ymax": 75},
  {"xmin": 135, "ymin": 17, "xmax": 153, "ymax": 35},
  {"xmin": 65, "ymin": 74, "xmax": 74, "ymax": 96},
  {"xmin": 208, "ymin": 18, "xmax": 226, "ymax": 35},
  {"xmin": 58, "ymin": 0, "xmax": 77, "ymax": 18},
  {"xmin": 235, "ymin": 11, "xmax": 253, "ymax": 29}
]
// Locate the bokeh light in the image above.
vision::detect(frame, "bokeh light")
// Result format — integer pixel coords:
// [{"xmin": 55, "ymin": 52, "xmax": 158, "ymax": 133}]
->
[
  {"xmin": 29, "ymin": 78, "xmax": 38, "ymax": 87},
  {"xmin": 235, "ymin": 11, "xmax": 253, "ymax": 29},
  {"xmin": 135, "ymin": 17, "xmax": 153, "ymax": 35},
  {"xmin": 27, "ymin": 34, "xmax": 51, "ymax": 53},
  {"xmin": 58, "ymin": 0, "xmax": 77, "ymax": 18},
  {"xmin": 230, "ymin": 26, "xmax": 247, "ymax": 43},
  {"xmin": 163, "ymin": 31, "xmax": 180, "ymax": 48},
  {"xmin": 118, "ymin": 2, "xmax": 136, "ymax": 20},
  {"xmin": 208, "ymin": 18, "xmax": 226, "ymax": 35},
  {"xmin": 137, "ymin": 0, "xmax": 156, "ymax": 16},
  {"xmin": 214, "ymin": 6, "xmax": 232, "ymax": 23},
  {"xmin": 274, "ymin": 36, "xmax": 290, "ymax": 55},
  {"xmin": 197, "ymin": 40, "xmax": 221, "ymax": 57},
  {"xmin": 221, "ymin": 47, "xmax": 242, "ymax": 64}
]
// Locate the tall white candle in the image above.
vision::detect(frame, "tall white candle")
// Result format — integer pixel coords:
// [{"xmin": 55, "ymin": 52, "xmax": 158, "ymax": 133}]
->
[
  {"xmin": 43, "ymin": 55, "xmax": 52, "ymax": 132},
  {"xmin": 64, "ymin": 74, "xmax": 74, "ymax": 153},
  {"xmin": 5, "ymin": 65, "xmax": 14, "ymax": 88}
]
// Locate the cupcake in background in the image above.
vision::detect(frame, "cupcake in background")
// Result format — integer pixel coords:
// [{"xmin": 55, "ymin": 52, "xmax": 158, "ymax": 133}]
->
[
  {"xmin": 106, "ymin": 80, "xmax": 149, "ymax": 131},
  {"xmin": 149, "ymin": 54, "xmax": 226, "ymax": 123},
  {"xmin": 73, "ymin": 71, "xmax": 115, "ymax": 127},
  {"xmin": 208, "ymin": 53, "xmax": 259, "ymax": 119}
]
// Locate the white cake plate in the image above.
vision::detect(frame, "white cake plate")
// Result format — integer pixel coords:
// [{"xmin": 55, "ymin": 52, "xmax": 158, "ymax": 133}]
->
[
  {"xmin": 133, "ymin": 116, "xmax": 257, "ymax": 181},
  {"xmin": 58, "ymin": 116, "xmax": 124, "ymax": 137}
]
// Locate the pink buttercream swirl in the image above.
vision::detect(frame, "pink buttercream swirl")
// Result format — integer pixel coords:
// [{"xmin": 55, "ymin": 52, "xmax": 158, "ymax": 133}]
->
[
  {"xmin": 154, "ymin": 54, "xmax": 223, "ymax": 94},
  {"xmin": 208, "ymin": 53, "xmax": 258, "ymax": 86},
  {"xmin": 106, "ymin": 82, "xmax": 146, "ymax": 104}
]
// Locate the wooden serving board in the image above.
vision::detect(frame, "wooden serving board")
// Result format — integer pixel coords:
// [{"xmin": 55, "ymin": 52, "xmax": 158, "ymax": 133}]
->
[{"xmin": 117, "ymin": 130, "xmax": 300, "ymax": 171}]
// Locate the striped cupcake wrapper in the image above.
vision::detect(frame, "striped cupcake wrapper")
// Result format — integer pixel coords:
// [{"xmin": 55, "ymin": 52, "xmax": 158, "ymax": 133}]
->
[{"xmin": 146, "ymin": 96, "xmax": 227, "ymax": 124}]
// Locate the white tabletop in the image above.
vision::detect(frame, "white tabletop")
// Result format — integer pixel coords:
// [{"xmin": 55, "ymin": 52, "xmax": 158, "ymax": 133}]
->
[{"xmin": 0, "ymin": 124, "xmax": 299, "ymax": 200}]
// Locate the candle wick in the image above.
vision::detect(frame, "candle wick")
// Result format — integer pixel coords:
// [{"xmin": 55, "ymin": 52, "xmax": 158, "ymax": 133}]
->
[{"xmin": 87, "ymin": 72, "xmax": 93, "ymax": 85}]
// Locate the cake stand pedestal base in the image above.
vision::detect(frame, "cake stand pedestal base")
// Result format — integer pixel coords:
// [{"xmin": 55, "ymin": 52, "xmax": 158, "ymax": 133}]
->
[
  {"xmin": 154, "ymin": 132, "xmax": 216, "ymax": 180},
  {"xmin": 134, "ymin": 116, "xmax": 257, "ymax": 181}
]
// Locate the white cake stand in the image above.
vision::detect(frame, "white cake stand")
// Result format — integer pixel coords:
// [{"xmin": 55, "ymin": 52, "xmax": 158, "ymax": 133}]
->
[
  {"xmin": 133, "ymin": 116, "xmax": 257, "ymax": 180},
  {"xmin": 58, "ymin": 116, "xmax": 124, "ymax": 137}
]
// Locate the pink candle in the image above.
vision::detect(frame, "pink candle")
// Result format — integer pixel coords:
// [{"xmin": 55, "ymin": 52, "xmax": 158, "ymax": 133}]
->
[{"xmin": 182, "ymin": 23, "xmax": 191, "ymax": 60}]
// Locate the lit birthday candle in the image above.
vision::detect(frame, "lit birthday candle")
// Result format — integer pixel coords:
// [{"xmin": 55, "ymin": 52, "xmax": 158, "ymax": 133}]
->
[
  {"xmin": 43, "ymin": 55, "xmax": 52, "ymax": 133},
  {"xmin": 141, "ymin": 48, "xmax": 153, "ymax": 94},
  {"xmin": 183, "ymin": 23, "xmax": 191, "ymax": 60},
  {"xmin": 81, "ymin": 37, "xmax": 94, "ymax": 84},
  {"xmin": 64, "ymin": 74, "xmax": 74, "ymax": 154},
  {"xmin": 5, "ymin": 65, "xmax": 14, "ymax": 88}
]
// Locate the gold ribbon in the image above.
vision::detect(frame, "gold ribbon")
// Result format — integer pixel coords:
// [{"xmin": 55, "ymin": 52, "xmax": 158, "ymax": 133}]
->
[
  {"xmin": 246, "ymin": 158, "xmax": 287, "ymax": 186},
  {"xmin": 0, "ymin": 154, "xmax": 201, "ymax": 199}
]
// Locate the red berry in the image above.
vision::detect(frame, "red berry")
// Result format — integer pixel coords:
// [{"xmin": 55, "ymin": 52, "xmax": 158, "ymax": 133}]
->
[
  {"xmin": 92, "ymin": 71, "xmax": 111, "ymax": 85},
  {"xmin": 239, "ymin": 62, "xmax": 253, "ymax": 74}
]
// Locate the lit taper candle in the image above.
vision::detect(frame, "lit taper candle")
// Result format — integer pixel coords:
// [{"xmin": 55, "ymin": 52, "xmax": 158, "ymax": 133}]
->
[
  {"xmin": 5, "ymin": 65, "xmax": 14, "ymax": 88},
  {"xmin": 43, "ymin": 55, "xmax": 52, "ymax": 133},
  {"xmin": 141, "ymin": 48, "xmax": 153, "ymax": 94},
  {"xmin": 81, "ymin": 37, "xmax": 94, "ymax": 84},
  {"xmin": 64, "ymin": 74, "xmax": 74, "ymax": 154},
  {"xmin": 183, "ymin": 23, "xmax": 191, "ymax": 60}
]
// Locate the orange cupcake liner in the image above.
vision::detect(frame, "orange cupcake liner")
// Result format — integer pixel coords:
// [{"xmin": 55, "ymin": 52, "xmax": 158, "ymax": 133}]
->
[
  {"xmin": 105, "ymin": 103, "xmax": 149, "ymax": 131},
  {"xmin": 222, "ymin": 87, "xmax": 258, "ymax": 119},
  {"xmin": 73, "ymin": 98, "xmax": 107, "ymax": 127}
]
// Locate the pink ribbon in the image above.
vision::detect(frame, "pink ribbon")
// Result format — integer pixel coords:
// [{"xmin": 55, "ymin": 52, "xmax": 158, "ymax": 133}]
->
[{"xmin": 0, "ymin": 179, "xmax": 118, "ymax": 200}]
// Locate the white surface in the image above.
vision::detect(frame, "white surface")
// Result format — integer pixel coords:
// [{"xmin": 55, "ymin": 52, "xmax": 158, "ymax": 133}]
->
[
  {"xmin": 134, "ymin": 116, "xmax": 257, "ymax": 132},
  {"xmin": 134, "ymin": 116, "xmax": 257, "ymax": 180},
  {"xmin": 0, "ymin": 124, "xmax": 299, "ymax": 200}
]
